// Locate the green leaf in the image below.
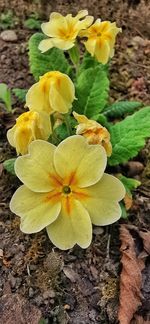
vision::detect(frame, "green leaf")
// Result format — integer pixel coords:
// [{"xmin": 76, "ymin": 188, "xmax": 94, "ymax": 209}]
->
[
  {"xmin": 108, "ymin": 106, "xmax": 150, "ymax": 166},
  {"xmin": 12, "ymin": 88, "xmax": 27, "ymax": 102},
  {"xmin": 54, "ymin": 123, "xmax": 68, "ymax": 142},
  {"xmin": 0, "ymin": 83, "xmax": 12, "ymax": 112},
  {"xmin": 119, "ymin": 175, "xmax": 141, "ymax": 194},
  {"xmin": 24, "ymin": 18, "xmax": 41, "ymax": 30},
  {"xmin": 119, "ymin": 175, "xmax": 140, "ymax": 218},
  {"xmin": 73, "ymin": 66, "xmax": 109, "ymax": 118},
  {"xmin": 3, "ymin": 158, "xmax": 16, "ymax": 175},
  {"xmin": 28, "ymin": 33, "xmax": 72, "ymax": 81},
  {"xmin": 78, "ymin": 52, "xmax": 108, "ymax": 75},
  {"xmin": 120, "ymin": 202, "xmax": 128, "ymax": 219},
  {"xmin": 104, "ymin": 101, "xmax": 142, "ymax": 119}
]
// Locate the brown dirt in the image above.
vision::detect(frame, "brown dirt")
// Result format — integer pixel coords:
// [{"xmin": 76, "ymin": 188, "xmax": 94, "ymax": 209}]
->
[{"xmin": 0, "ymin": 1, "xmax": 150, "ymax": 323}]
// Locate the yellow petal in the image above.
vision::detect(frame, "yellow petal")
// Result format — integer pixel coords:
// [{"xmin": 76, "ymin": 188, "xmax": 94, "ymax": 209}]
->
[
  {"xmin": 50, "ymin": 38, "xmax": 75, "ymax": 50},
  {"xmin": 50, "ymin": 74, "xmax": 75, "ymax": 113},
  {"xmin": 47, "ymin": 199, "xmax": 92, "ymax": 250},
  {"xmin": 38, "ymin": 39, "xmax": 54, "ymax": 53},
  {"xmin": 38, "ymin": 111, "xmax": 52, "ymax": 138},
  {"xmin": 84, "ymin": 38, "xmax": 97, "ymax": 56},
  {"xmin": 15, "ymin": 140, "xmax": 57, "ymax": 192},
  {"xmin": 73, "ymin": 111, "xmax": 89, "ymax": 124},
  {"xmin": 10, "ymin": 185, "xmax": 61, "ymax": 233},
  {"xmin": 7, "ymin": 125, "xmax": 16, "ymax": 148},
  {"xmin": 26, "ymin": 83, "xmax": 52, "ymax": 114},
  {"xmin": 76, "ymin": 10, "xmax": 88, "ymax": 19},
  {"xmin": 95, "ymin": 39, "xmax": 110, "ymax": 64},
  {"xmin": 82, "ymin": 173, "xmax": 125, "ymax": 225},
  {"xmin": 54, "ymin": 135, "xmax": 107, "ymax": 187}
]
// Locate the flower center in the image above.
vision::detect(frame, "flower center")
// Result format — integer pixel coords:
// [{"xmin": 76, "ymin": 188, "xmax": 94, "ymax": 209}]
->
[{"xmin": 62, "ymin": 185, "xmax": 71, "ymax": 194}]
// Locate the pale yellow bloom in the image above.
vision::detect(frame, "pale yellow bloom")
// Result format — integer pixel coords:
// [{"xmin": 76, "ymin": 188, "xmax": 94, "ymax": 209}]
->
[
  {"xmin": 26, "ymin": 71, "xmax": 75, "ymax": 115},
  {"xmin": 38, "ymin": 10, "xmax": 93, "ymax": 52},
  {"xmin": 10, "ymin": 136, "xmax": 125, "ymax": 250},
  {"xmin": 7, "ymin": 111, "xmax": 51, "ymax": 155},
  {"xmin": 80, "ymin": 20, "xmax": 121, "ymax": 64},
  {"xmin": 73, "ymin": 112, "xmax": 112, "ymax": 156}
]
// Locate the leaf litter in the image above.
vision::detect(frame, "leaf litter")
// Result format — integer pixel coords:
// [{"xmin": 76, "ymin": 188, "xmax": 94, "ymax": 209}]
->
[{"xmin": 118, "ymin": 224, "xmax": 150, "ymax": 324}]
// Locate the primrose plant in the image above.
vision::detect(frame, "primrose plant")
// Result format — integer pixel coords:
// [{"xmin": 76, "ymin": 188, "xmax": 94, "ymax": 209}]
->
[{"xmin": 5, "ymin": 10, "xmax": 150, "ymax": 250}]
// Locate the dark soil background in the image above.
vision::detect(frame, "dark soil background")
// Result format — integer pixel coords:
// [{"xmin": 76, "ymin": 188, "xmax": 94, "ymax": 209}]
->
[{"xmin": 0, "ymin": 1, "xmax": 150, "ymax": 323}]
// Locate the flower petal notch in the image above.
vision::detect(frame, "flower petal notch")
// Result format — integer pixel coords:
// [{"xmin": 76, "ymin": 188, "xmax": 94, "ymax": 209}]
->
[
  {"xmin": 73, "ymin": 112, "xmax": 112, "ymax": 156},
  {"xmin": 38, "ymin": 10, "xmax": 94, "ymax": 52},
  {"xmin": 10, "ymin": 136, "xmax": 125, "ymax": 250},
  {"xmin": 80, "ymin": 20, "xmax": 121, "ymax": 64},
  {"xmin": 7, "ymin": 111, "xmax": 51, "ymax": 155},
  {"xmin": 26, "ymin": 71, "xmax": 75, "ymax": 115}
]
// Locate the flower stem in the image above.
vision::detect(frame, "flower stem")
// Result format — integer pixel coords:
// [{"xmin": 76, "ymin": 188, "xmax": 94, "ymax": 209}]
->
[
  {"xmin": 64, "ymin": 113, "xmax": 72, "ymax": 136},
  {"xmin": 68, "ymin": 44, "xmax": 80, "ymax": 73}
]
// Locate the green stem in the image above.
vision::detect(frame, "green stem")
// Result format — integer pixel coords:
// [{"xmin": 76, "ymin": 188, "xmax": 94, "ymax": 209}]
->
[
  {"xmin": 68, "ymin": 44, "xmax": 80, "ymax": 74},
  {"xmin": 50, "ymin": 114, "xmax": 55, "ymax": 132},
  {"xmin": 64, "ymin": 113, "xmax": 72, "ymax": 136}
]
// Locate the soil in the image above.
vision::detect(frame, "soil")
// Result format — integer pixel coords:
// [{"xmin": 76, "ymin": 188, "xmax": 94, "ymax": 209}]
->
[{"xmin": 0, "ymin": 1, "xmax": 150, "ymax": 323}]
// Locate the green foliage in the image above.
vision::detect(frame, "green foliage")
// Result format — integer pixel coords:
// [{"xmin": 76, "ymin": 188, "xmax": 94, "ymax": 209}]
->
[
  {"xmin": 28, "ymin": 33, "xmax": 72, "ymax": 81},
  {"xmin": 73, "ymin": 66, "xmax": 109, "ymax": 118},
  {"xmin": 69, "ymin": 46, "xmax": 80, "ymax": 65},
  {"xmin": 38, "ymin": 318, "xmax": 48, "ymax": 324},
  {"xmin": 78, "ymin": 52, "xmax": 108, "ymax": 75},
  {"xmin": 108, "ymin": 106, "xmax": 150, "ymax": 166},
  {"xmin": 0, "ymin": 10, "xmax": 18, "ymax": 30},
  {"xmin": 92, "ymin": 113, "xmax": 111, "ymax": 129},
  {"xmin": 119, "ymin": 175, "xmax": 141, "ymax": 193},
  {"xmin": 54, "ymin": 123, "xmax": 68, "ymax": 142},
  {"xmin": 3, "ymin": 158, "xmax": 16, "ymax": 175},
  {"xmin": 24, "ymin": 13, "xmax": 42, "ymax": 30},
  {"xmin": 12, "ymin": 88, "xmax": 27, "ymax": 103},
  {"xmin": 119, "ymin": 175, "xmax": 141, "ymax": 219},
  {"xmin": 104, "ymin": 101, "xmax": 142, "ymax": 119},
  {"xmin": 0, "ymin": 83, "xmax": 12, "ymax": 112},
  {"xmin": 54, "ymin": 117, "xmax": 76, "ymax": 143},
  {"xmin": 120, "ymin": 202, "xmax": 128, "ymax": 219}
]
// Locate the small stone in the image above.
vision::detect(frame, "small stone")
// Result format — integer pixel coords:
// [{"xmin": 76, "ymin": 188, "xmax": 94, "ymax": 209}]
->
[
  {"xmin": 8, "ymin": 274, "xmax": 16, "ymax": 289},
  {"xmin": 0, "ymin": 30, "xmax": 17, "ymax": 42},
  {"xmin": 43, "ymin": 289, "xmax": 55, "ymax": 299},
  {"xmin": 0, "ymin": 249, "xmax": 3, "ymax": 258},
  {"xmin": 93, "ymin": 226, "xmax": 104, "ymax": 235},
  {"xmin": 28, "ymin": 287, "xmax": 34, "ymax": 298}
]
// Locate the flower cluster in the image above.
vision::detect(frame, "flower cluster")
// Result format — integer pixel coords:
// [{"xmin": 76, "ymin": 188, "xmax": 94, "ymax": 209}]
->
[
  {"xmin": 38, "ymin": 10, "xmax": 121, "ymax": 64},
  {"xmin": 7, "ymin": 10, "xmax": 125, "ymax": 250}
]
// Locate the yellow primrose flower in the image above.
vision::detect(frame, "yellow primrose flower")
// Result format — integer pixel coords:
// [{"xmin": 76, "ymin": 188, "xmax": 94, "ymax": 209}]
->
[
  {"xmin": 7, "ymin": 111, "xmax": 51, "ymax": 155},
  {"xmin": 26, "ymin": 71, "xmax": 75, "ymax": 115},
  {"xmin": 73, "ymin": 112, "xmax": 112, "ymax": 157},
  {"xmin": 10, "ymin": 136, "xmax": 125, "ymax": 250},
  {"xmin": 80, "ymin": 20, "xmax": 121, "ymax": 64},
  {"xmin": 38, "ymin": 10, "xmax": 94, "ymax": 52}
]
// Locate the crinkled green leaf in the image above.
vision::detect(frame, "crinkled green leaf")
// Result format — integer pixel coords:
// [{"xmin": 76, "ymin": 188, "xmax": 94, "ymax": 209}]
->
[
  {"xmin": 28, "ymin": 33, "xmax": 72, "ymax": 81},
  {"xmin": 104, "ymin": 101, "xmax": 142, "ymax": 119},
  {"xmin": 12, "ymin": 88, "xmax": 27, "ymax": 103},
  {"xmin": 108, "ymin": 106, "xmax": 150, "ymax": 166},
  {"xmin": 0, "ymin": 83, "xmax": 12, "ymax": 112},
  {"xmin": 3, "ymin": 158, "xmax": 16, "ymax": 175},
  {"xmin": 78, "ymin": 52, "xmax": 108, "ymax": 75},
  {"xmin": 73, "ymin": 66, "xmax": 109, "ymax": 118},
  {"xmin": 119, "ymin": 175, "xmax": 141, "ymax": 194}
]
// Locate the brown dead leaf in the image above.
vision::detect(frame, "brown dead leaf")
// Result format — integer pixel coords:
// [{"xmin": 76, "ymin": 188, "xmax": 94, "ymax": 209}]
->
[
  {"xmin": 131, "ymin": 315, "xmax": 150, "ymax": 324},
  {"xmin": 0, "ymin": 283, "xmax": 42, "ymax": 324},
  {"xmin": 124, "ymin": 193, "xmax": 133, "ymax": 210},
  {"xmin": 118, "ymin": 224, "xmax": 150, "ymax": 324}
]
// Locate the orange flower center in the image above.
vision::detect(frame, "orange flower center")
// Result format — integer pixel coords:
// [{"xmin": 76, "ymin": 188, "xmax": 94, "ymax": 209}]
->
[{"xmin": 44, "ymin": 172, "xmax": 90, "ymax": 215}]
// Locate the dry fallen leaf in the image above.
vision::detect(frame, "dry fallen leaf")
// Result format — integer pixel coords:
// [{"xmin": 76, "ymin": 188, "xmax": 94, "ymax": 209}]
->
[{"xmin": 118, "ymin": 224, "xmax": 150, "ymax": 324}]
